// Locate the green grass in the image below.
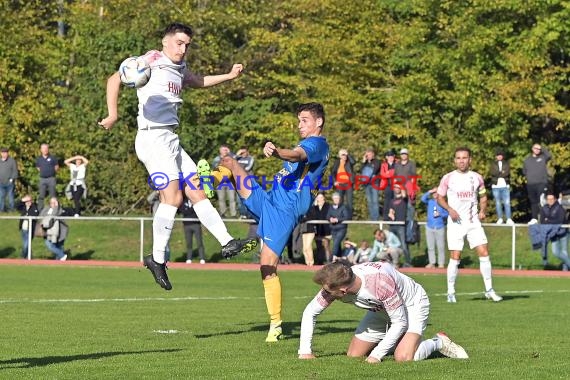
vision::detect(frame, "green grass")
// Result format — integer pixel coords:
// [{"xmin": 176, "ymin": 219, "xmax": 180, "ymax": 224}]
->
[
  {"xmin": 0, "ymin": 265, "xmax": 568, "ymax": 379},
  {"xmin": 0, "ymin": 216, "xmax": 558, "ymax": 270}
]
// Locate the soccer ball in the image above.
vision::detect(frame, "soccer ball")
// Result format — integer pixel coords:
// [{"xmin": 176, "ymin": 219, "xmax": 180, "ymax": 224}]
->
[{"xmin": 119, "ymin": 56, "xmax": 151, "ymax": 88}]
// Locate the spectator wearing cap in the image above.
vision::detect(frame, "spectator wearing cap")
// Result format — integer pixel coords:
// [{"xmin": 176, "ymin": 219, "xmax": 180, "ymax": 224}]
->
[
  {"xmin": 326, "ymin": 192, "xmax": 352, "ymax": 261},
  {"xmin": 523, "ymin": 143, "xmax": 552, "ymax": 224},
  {"xmin": 331, "ymin": 148, "xmax": 355, "ymax": 211},
  {"xmin": 380, "ymin": 149, "xmax": 397, "ymax": 219},
  {"xmin": 35, "ymin": 143, "xmax": 59, "ymax": 210},
  {"xmin": 489, "ymin": 149, "xmax": 514, "ymax": 225},
  {"xmin": 394, "ymin": 148, "xmax": 418, "ymax": 221},
  {"xmin": 17, "ymin": 194, "xmax": 39, "ymax": 258},
  {"xmin": 0, "ymin": 147, "xmax": 19, "ymax": 212},
  {"xmin": 360, "ymin": 147, "xmax": 381, "ymax": 220}
]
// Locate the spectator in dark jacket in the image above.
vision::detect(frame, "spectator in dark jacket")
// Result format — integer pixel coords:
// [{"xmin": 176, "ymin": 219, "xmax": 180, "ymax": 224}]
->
[
  {"xmin": 540, "ymin": 192, "xmax": 569, "ymax": 270},
  {"xmin": 331, "ymin": 148, "xmax": 356, "ymax": 212},
  {"xmin": 523, "ymin": 143, "xmax": 552, "ymax": 224},
  {"xmin": 327, "ymin": 192, "xmax": 351, "ymax": 261},
  {"xmin": 387, "ymin": 184, "xmax": 411, "ymax": 267},
  {"xmin": 489, "ymin": 149, "xmax": 513, "ymax": 225},
  {"xmin": 360, "ymin": 147, "xmax": 381, "ymax": 221},
  {"xmin": 313, "ymin": 193, "xmax": 331, "ymax": 264},
  {"xmin": 18, "ymin": 194, "xmax": 39, "ymax": 259}
]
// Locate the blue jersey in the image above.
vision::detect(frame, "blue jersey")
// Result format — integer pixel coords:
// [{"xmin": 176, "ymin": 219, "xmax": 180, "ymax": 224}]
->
[
  {"xmin": 272, "ymin": 136, "xmax": 329, "ymax": 218},
  {"xmin": 242, "ymin": 135, "xmax": 329, "ymax": 256}
]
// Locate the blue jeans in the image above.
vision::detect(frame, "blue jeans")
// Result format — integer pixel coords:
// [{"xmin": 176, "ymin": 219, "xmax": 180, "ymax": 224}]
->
[
  {"xmin": 492, "ymin": 187, "xmax": 512, "ymax": 219},
  {"xmin": 0, "ymin": 182, "xmax": 15, "ymax": 211},
  {"xmin": 45, "ymin": 239, "xmax": 66, "ymax": 260},
  {"xmin": 331, "ymin": 229, "xmax": 347, "ymax": 259},
  {"xmin": 21, "ymin": 229, "xmax": 33, "ymax": 258},
  {"xmin": 551, "ymin": 233, "xmax": 570, "ymax": 268},
  {"xmin": 364, "ymin": 185, "xmax": 380, "ymax": 221}
]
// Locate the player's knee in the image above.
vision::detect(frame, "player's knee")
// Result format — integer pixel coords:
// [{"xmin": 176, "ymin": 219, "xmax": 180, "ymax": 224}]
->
[
  {"xmin": 260, "ymin": 265, "xmax": 277, "ymax": 280},
  {"xmin": 394, "ymin": 351, "xmax": 414, "ymax": 362}
]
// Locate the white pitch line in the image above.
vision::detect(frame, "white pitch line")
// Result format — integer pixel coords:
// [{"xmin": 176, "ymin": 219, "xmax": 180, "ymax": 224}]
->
[{"xmin": 0, "ymin": 289, "xmax": 568, "ymax": 304}]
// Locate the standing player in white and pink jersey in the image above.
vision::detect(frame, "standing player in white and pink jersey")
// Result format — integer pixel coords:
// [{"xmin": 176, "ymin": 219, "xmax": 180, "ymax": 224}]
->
[
  {"xmin": 437, "ymin": 147, "xmax": 503, "ymax": 303},
  {"xmin": 99, "ymin": 23, "xmax": 257, "ymax": 290},
  {"xmin": 298, "ymin": 262, "xmax": 468, "ymax": 363}
]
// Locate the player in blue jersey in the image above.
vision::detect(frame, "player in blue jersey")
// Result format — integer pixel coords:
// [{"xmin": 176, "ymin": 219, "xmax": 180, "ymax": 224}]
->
[{"xmin": 215, "ymin": 102, "xmax": 329, "ymax": 342}]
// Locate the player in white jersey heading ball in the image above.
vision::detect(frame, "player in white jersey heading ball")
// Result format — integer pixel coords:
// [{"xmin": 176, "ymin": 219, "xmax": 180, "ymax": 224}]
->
[
  {"xmin": 298, "ymin": 261, "xmax": 469, "ymax": 363},
  {"xmin": 99, "ymin": 23, "xmax": 257, "ymax": 290},
  {"xmin": 436, "ymin": 147, "xmax": 503, "ymax": 303}
]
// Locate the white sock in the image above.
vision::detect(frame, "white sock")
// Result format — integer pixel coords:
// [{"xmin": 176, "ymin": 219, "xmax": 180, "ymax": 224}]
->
[
  {"xmin": 447, "ymin": 258, "xmax": 460, "ymax": 294},
  {"xmin": 193, "ymin": 199, "xmax": 233, "ymax": 246},
  {"xmin": 414, "ymin": 337, "xmax": 442, "ymax": 361},
  {"xmin": 152, "ymin": 203, "xmax": 178, "ymax": 264},
  {"xmin": 479, "ymin": 256, "xmax": 493, "ymax": 291}
]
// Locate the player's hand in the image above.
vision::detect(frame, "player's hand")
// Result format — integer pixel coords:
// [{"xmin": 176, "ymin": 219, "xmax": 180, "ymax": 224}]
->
[
  {"xmin": 98, "ymin": 115, "xmax": 117, "ymax": 130},
  {"xmin": 264, "ymin": 142, "xmax": 276, "ymax": 158},
  {"xmin": 298, "ymin": 353, "xmax": 316, "ymax": 360},
  {"xmin": 448, "ymin": 208, "xmax": 460, "ymax": 222},
  {"xmin": 228, "ymin": 63, "xmax": 244, "ymax": 79},
  {"xmin": 366, "ymin": 356, "xmax": 381, "ymax": 364}
]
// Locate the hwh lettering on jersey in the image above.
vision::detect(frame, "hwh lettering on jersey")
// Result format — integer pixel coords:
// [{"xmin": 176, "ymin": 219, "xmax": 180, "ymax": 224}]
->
[
  {"xmin": 457, "ymin": 191, "xmax": 475, "ymax": 199},
  {"xmin": 168, "ymin": 82, "xmax": 181, "ymax": 95}
]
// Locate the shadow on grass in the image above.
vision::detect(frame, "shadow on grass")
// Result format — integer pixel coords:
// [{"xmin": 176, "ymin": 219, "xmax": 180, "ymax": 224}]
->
[
  {"xmin": 194, "ymin": 320, "xmax": 355, "ymax": 340},
  {"xmin": 0, "ymin": 348, "xmax": 181, "ymax": 369},
  {"xmin": 0, "ymin": 247, "xmax": 15, "ymax": 258},
  {"xmin": 70, "ymin": 249, "xmax": 95, "ymax": 260},
  {"xmin": 469, "ymin": 294, "xmax": 530, "ymax": 302}
]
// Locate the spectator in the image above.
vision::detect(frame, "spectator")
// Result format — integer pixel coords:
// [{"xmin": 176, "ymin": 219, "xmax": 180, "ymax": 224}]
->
[
  {"xmin": 360, "ymin": 147, "xmax": 381, "ymax": 220},
  {"xmin": 300, "ymin": 205, "xmax": 318, "ymax": 266},
  {"xmin": 489, "ymin": 149, "xmax": 514, "ymax": 225},
  {"xmin": 0, "ymin": 147, "xmax": 19, "ymax": 212},
  {"xmin": 420, "ymin": 187, "xmax": 449, "ymax": 268},
  {"xmin": 394, "ymin": 148, "xmax": 418, "ymax": 222},
  {"xmin": 351, "ymin": 240, "xmax": 371, "ymax": 264},
  {"xmin": 380, "ymin": 150, "xmax": 397, "ymax": 220},
  {"xmin": 313, "ymin": 193, "xmax": 332, "ymax": 264},
  {"xmin": 236, "ymin": 146, "xmax": 255, "ymax": 217},
  {"xmin": 540, "ymin": 192, "xmax": 570, "ymax": 271},
  {"xmin": 180, "ymin": 200, "xmax": 206, "ymax": 264},
  {"xmin": 339, "ymin": 239, "xmax": 357, "ymax": 262},
  {"xmin": 327, "ymin": 192, "xmax": 351, "ymax": 261},
  {"xmin": 437, "ymin": 147, "xmax": 503, "ymax": 303},
  {"xmin": 17, "ymin": 194, "xmax": 39, "ymax": 259},
  {"xmin": 523, "ymin": 143, "xmax": 552, "ymax": 224},
  {"xmin": 387, "ymin": 184, "xmax": 411, "ymax": 267},
  {"xmin": 64, "ymin": 155, "xmax": 89, "ymax": 217},
  {"xmin": 212, "ymin": 144, "xmax": 237, "ymax": 217},
  {"xmin": 331, "ymin": 148, "xmax": 355, "ymax": 211},
  {"xmin": 369, "ymin": 228, "xmax": 403, "ymax": 266},
  {"xmin": 35, "ymin": 143, "xmax": 59, "ymax": 210},
  {"xmin": 39, "ymin": 197, "xmax": 69, "ymax": 261}
]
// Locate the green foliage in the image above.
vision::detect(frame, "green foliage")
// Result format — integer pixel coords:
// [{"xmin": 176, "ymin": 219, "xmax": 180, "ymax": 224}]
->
[{"xmin": 0, "ymin": 0, "xmax": 568, "ymax": 215}]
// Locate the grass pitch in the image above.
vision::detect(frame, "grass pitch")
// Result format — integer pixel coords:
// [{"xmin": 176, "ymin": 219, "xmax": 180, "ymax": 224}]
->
[{"xmin": 0, "ymin": 265, "xmax": 569, "ymax": 379}]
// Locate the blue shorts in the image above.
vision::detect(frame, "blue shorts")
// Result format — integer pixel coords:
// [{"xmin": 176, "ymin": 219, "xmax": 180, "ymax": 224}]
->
[{"xmin": 242, "ymin": 185, "xmax": 297, "ymax": 257}]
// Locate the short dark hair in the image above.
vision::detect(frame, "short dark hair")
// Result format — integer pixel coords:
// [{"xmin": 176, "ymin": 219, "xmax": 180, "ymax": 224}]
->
[
  {"xmin": 455, "ymin": 147, "xmax": 472, "ymax": 157},
  {"xmin": 162, "ymin": 23, "xmax": 193, "ymax": 38},
  {"xmin": 297, "ymin": 102, "xmax": 325, "ymax": 128}
]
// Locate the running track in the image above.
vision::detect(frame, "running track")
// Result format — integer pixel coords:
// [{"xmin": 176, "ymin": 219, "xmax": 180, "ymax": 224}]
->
[{"xmin": 1, "ymin": 258, "xmax": 569, "ymax": 278}]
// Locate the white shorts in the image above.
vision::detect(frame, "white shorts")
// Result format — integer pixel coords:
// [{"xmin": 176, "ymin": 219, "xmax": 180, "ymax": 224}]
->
[
  {"xmin": 446, "ymin": 222, "xmax": 488, "ymax": 251},
  {"xmin": 134, "ymin": 128, "xmax": 197, "ymax": 184},
  {"xmin": 354, "ymin": 291, "xmax": 430, "ymax": 343}
]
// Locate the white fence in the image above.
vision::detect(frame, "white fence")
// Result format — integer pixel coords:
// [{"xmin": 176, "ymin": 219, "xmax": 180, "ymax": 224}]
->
[{"xmin": 1, "ymin": 215, "xmax": 567, "ymax": 271}]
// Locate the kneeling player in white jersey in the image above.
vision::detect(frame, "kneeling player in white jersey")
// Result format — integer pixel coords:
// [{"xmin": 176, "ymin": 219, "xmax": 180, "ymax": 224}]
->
[
  {"xmin": 298, "ymin": 261, "xmax": 468, "ymax": 363},
  {"xmin": 437, "ymin": 147, "xmax": 503, "ymax": 303},
  {"xmin": 99, "ymin": 23, "xmax": 256, "ymax": 290}
]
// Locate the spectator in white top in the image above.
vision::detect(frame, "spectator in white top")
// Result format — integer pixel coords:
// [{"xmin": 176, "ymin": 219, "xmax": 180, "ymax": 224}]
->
[{"xmin": 64, "ymin": 155, "xmax": 89, "ymax": 217}]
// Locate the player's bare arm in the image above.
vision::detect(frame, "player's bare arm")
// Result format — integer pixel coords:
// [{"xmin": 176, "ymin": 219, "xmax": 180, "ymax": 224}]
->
[
  {"xmin": 98, "ymin": 72, "xmax": 122, "ymax": 130},
  {"xmin": 479, "ymin": 194, "xmax": 488, "ymax": 220},
  {"xmin": 264, "ymin": 142, "xmax": 307, "ymax": 163},
  {"xmin": 437, "ymin": 195, "xmax": 460, "ymax": 222},
  {"xmin": 184, "ymin": 63, "xmax": 243, "ymax": 88}
]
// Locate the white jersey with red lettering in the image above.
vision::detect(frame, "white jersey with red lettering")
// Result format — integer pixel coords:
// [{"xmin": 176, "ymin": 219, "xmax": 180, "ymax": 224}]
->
[
  {"xmin": 437, "ymin": 170, "xmax": 485, "ymax": 224},
  {"xmin": 298, "ymin": 262, "xmax": 428, "ymax": 360},
  {"xmin": 137, "ymin": 50, "xmax": 189, "ymax": 129}
]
